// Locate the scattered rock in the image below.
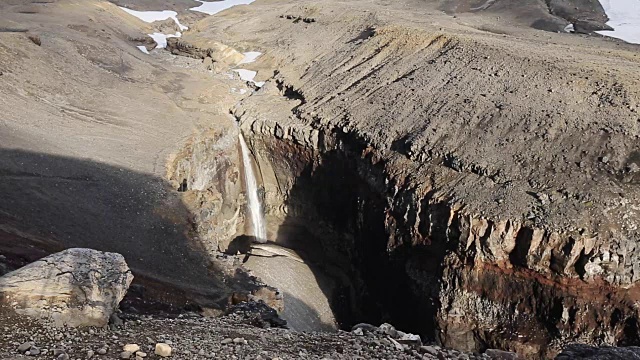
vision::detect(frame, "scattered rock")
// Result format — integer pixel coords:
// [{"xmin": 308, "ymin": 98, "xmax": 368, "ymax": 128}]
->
[
  {"xmin": 225, "ymin": 300, "xmax": 287, "ymax": 329},
  {"xmin": 557, "ymin": 344, "xmax": 640, "ymax": 359},
  {"xmin": 18, "ymin": 342, "xmax": 34, "ymax": 353},
  {"xmin": 485, "ymin": 349, "xmax": 519, "ymax": 359},
  {"xmin": 110, "ymin": 313, "xmax": 124, "ymax": 329},
  {"xmin": 154, "ymin": 343, "xmax": 172, "ymax": 357},
  {"xmin": 351, "ymin": 323, "xmax": 378, "ymax": 334},
  {"xmin": 397, "ymin": 332, "xmax": 422, "ymax": 347},
  {"xmin": 233, "ymin": 337, "xmax": 247, "ymax": 344},
  {"xmin": 120, "ymin": 351, "xmax": 132, "ymax": 359},
  {"xmin": 378, "ymin": 323, "xmax": 398, "ymax": 337},
  {"xmin": 123, "ymin": 344, "xmax": 140, "ymax": 353},
  {"xmin": 420, "ymin": 346, "xmax": 438, "ymax": 356}
]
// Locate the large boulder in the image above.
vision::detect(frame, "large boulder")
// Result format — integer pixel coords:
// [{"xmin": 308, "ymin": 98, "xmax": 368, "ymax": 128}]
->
[{"xmin": 0, "ymin": 248, "xmax": 133, "ymax": 327}]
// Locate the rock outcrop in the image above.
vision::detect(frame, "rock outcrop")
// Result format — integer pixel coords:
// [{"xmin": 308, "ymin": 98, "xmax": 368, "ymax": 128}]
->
[
  {"xmin": 0, "ymin": 248, "xmax": 133, "ymax": 327},
  {"xmin": 174, "ymin": 1, "xmax": 640, "ymax": 357}
]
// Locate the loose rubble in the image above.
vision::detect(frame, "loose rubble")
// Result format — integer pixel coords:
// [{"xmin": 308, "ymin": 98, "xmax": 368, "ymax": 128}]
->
[{"xmin": 0, "ymin": 305, "xmax": 517, "ymax": 360}]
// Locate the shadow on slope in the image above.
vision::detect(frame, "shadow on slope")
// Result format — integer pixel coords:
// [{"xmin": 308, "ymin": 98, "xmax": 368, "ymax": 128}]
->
[{"xmin": 0, "ymin": 148, "xmax": 255, "ymax": 311}]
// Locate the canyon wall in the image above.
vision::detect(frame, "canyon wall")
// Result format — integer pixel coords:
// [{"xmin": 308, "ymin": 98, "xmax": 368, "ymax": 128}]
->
[
  {"xmin": 232, "ymin": 86, "xmax": 640, "ymax": 357},
  {"xmin": 174, "ymin": 1, "xmax": 640, "ymax": 357}
]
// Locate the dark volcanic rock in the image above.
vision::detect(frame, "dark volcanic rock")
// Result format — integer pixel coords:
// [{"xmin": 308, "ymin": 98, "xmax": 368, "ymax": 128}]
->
[
  {"xmin": 556, "ymin": 344, "xmax": 640, "ymax": 359},
  {"xmin": 225, "ymin": 300, "xmax": 288, "ymax": 329}
]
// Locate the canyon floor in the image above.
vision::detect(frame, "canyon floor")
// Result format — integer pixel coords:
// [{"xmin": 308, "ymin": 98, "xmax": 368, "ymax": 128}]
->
[{"xmin": 1, "ymin": 0, "xmax": 640, "ymax": 359}]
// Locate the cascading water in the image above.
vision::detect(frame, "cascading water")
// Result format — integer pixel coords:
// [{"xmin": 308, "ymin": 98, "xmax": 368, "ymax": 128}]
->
[{"xmin": 239, "ymin": 133, "xmax": 267, "ymax": 243}]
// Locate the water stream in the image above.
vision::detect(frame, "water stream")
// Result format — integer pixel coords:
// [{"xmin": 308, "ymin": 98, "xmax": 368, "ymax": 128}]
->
[{"xmin": 239, "ymin": 133, "xmax": 267, "ymax": 242}]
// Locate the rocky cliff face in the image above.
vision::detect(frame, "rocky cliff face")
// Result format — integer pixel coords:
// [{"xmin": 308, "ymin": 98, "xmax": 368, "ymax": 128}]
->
[
  {"xmin": 167, "ymin": 127, "xmax": 245, "ymax": 254},
  {"xmin": 176, "ymin": 118, "xmax": 640, "ymax": 354},
  {"xmin": 233, "ymin": 87, "xmax": 640, "ymax": 357},
  {"xmin": 166, "ymin": 0, "xmax": 640, "ymax": 357}
]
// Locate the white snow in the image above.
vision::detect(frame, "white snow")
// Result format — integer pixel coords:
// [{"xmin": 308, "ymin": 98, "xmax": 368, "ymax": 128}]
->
[
  {"xmin": 190, "ymin": 0, "xmax": 255, "ymax": 15},
  {"xmin": 118, "ymin": 7, "xmax": 189, "ymax": 52},
  {"xmin": 238, "ymin": 51, "xmax": 262, "ymax": 64},
  {"xmin": 119, "ymin": 7, "xmax": 188, "ymax": 31},
  {"xmin": 233, "ymin": 69, "xmax": 257, "ymax": 81},
  {"xmin": 596, "ymin": 0, "xmax": 640, "ymax": 44},
  {"xmin": 148, "ymin": 32, "xmax": 181, "ymax": 49},
  {"xmin": 233, "ymin": 69, "xmax": 265, "ymax": 87}
]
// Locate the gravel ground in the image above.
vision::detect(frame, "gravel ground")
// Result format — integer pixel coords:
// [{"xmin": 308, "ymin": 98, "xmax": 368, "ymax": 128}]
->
[{"xmin": 0, "ymin": 308, "xmax": 501, "ymax": 360}]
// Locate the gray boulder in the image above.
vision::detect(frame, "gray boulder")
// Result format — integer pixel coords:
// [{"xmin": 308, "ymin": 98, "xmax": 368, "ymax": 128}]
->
[{"xmin": 0, "ymin": 248, "xmax": 133, "ymax": 327}]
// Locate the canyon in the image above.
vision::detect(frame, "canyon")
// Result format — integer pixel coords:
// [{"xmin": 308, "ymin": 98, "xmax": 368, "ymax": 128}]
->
[{"xmin": 1, "ymin": 0, "xmax": 640, "ymax": 359}]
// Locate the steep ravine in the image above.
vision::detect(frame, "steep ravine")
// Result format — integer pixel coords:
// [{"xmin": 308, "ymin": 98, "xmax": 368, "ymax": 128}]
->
[
  {"xmin": 232, "ymin": 101, "xmax": 640, "ymax": 358},
  {"xmin": 164, "ymin": 7, "xmax": 640, "ymax": 357}
]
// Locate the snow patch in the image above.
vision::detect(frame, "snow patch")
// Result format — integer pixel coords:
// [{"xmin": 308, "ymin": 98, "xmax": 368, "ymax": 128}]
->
[
  {"xmin": 238, "ymin": 51, "xmax": 262, "ymax": 64},
  {"xmin": 596, "ymin": 0, "xmax": 640, "ymax": 44},
  {"xmin": 148, "ymin": 32, "xmax": 181, "ymax": 49},
  {"xmin": 119, "ymin": 7, "xmax": 188, "ymax": 31},
  {"xmin": 233, "ymin": 69, "xmax": 265, "ymax": 87},
  {"xmin": 137, "ymin": 45, "xmax": 150, "ymax": 54},
  {"xmin": 190, "ymin": 0, "xmax": 255, "ymax": 15}
]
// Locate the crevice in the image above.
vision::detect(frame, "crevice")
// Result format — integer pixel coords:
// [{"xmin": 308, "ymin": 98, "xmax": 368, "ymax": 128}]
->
[
  {"xmin": 509, "ymin": 227, "xmax": 533, "ymax": 267},
  {"xmin": 276, "ymin": 79, "xmax": 305, "ymax": 104}
]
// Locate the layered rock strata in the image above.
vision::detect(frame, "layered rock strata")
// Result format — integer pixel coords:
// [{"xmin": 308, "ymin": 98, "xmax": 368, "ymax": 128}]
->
[{"xmin": 170, "ymin": 1, "xmax": 640, "ymax": 357}]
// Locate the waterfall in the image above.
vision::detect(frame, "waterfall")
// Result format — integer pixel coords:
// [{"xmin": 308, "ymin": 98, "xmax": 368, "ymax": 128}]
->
[{"xmin": 239, "ymin": 133, "xmax": 267, "ymax": 242}]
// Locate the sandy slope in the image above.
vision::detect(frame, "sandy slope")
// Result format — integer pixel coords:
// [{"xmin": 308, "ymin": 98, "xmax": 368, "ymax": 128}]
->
[{"xmin": 0, "ymin": 0, "xmax": 250, "ymax": 306}]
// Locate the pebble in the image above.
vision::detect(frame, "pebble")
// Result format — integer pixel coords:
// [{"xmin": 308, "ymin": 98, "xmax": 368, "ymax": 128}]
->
[
  {"xmin": 120, "ymin": 351, "xmax": 132, "ymax": 359},
  {"xmin": 97, "ymin": 348, "xmax": 107, "ymax": 355},
  {"xmin": 123, "ymin": 344, "xmax": 140, "ymax": 353},
  {"xmin": 233, "ymin": 337, "xmax": 247, "ymax": 345},
  {"xmin": 221, "ymin": 338, "xmax": 233, "ymax": 345},
  {"xmin": 18, "ymin": 342, "xmax": 34, "ymax": 353},
  {"xmin": 155, "ymin": 343, "xmax": 172, "ymax": 357},
  {"xmin": 87, "ymin": 350, "xmax": 94, "ymax": 359}
]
